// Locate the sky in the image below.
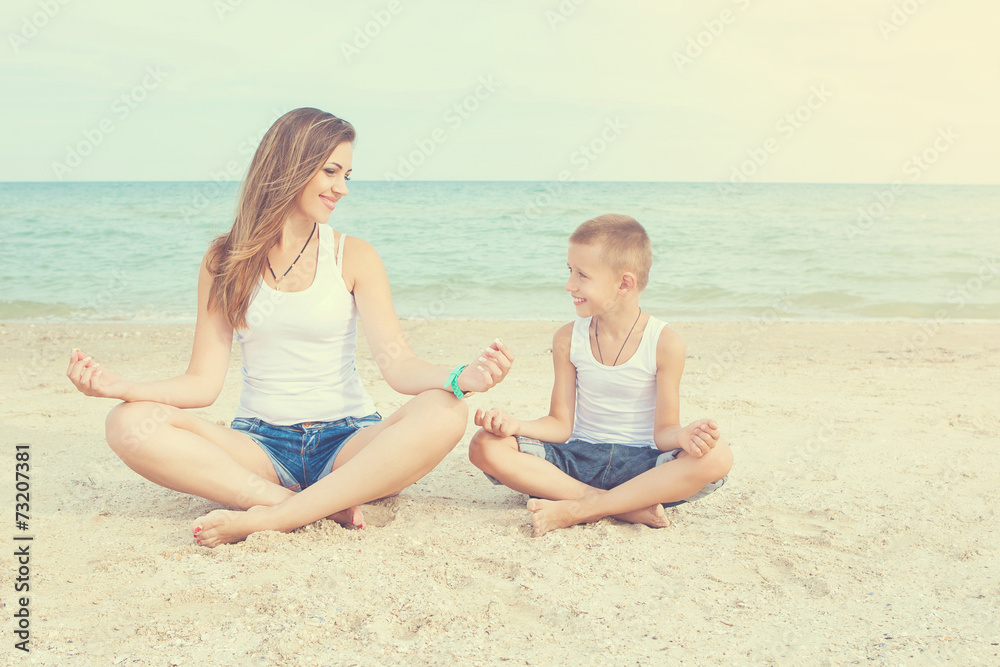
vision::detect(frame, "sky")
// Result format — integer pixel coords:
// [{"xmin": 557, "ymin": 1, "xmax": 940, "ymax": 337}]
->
[{"xmin": 2, "ymin": 0, "xmax": 998, "ymax": 183}]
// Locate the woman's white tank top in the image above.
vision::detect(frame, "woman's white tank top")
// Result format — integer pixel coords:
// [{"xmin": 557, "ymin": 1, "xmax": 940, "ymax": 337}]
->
[
  {"xmin": 569, "ymin": 314, "xmax": 667, "ymax": 447},
  {"xmin": 233, "ymin": 224, "xmax": 376, "ymax": 425}
]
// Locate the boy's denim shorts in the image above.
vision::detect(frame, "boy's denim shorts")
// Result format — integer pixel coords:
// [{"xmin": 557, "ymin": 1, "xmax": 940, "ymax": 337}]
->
[
  {"xmin": 487, "ymin": 436, "xmax": 725, "ymax": 507},
  {"xmin": 232, "ymin": 413, "xmax": 382, "ymax": 491}
]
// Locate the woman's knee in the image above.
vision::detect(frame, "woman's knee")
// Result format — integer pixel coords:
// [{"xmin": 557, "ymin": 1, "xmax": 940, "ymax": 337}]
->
[
  {"xmin": 424, "ymin": 389, "xmax": 469, "ymax": 436},
  {"xmin": 105, "ymin": 401, "xmax": 177, "ymax": 458}
]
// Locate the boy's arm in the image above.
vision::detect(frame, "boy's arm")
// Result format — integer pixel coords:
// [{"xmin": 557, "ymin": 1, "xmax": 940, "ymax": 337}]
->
[
  {"xmin": 478, "ymin": 324, "xmax": 576, "ymax": 443},
  {"xmin": 653, "ymin": 326, "xmax": 686, "ymax": 450},
  {"xmin": 653, "ymin": 327, "xmax": 721, "ymax": 457}
]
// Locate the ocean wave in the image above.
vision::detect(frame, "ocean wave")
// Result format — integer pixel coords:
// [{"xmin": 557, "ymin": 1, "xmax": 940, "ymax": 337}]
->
[{"xmin": 4, "ymin": 181, "xmax": 999, "ymax": 323}]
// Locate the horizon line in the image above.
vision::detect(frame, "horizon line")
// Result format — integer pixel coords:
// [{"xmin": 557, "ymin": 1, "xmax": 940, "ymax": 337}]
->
[{"xmin": 2, "ymin": 179, "xmax": 998, "ymax": 186}]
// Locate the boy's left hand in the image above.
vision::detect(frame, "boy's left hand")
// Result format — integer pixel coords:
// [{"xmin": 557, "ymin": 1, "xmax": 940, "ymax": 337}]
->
[
  {"xmin": 475, "ymin": 408, "xmax": 521, "ymax": 438},
  {"xmin": 678, "ymin": 419, "xmax": 720, "ymax": 458}
]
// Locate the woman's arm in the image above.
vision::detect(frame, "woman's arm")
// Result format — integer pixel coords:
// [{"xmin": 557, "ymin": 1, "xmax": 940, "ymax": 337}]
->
[
  {"xmin": 347, "ymin": 237, "xmax": 512, "ymax": 395},
  {"xmin": 476, "ymin": 323, "xmax": 576, "ymax": 443},
  {"xmin": 67, "ymin": 251, "xmax": 235, "ymax": 408}
]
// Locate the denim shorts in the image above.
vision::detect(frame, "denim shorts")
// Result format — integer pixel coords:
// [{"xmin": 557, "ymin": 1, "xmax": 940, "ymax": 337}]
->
[
  {"xmin": 232, "ymin": 413, "xmax": 382, "ymax": 491},
  {"xmin": 488, "ymin": 436, "xmax": 725, "ymax": 507}
]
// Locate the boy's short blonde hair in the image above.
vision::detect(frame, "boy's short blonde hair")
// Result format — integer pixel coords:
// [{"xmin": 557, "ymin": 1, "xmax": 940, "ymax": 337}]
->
[{"xmin": 569, "ymin": 214, "xmax": 653, "ymax": 290}]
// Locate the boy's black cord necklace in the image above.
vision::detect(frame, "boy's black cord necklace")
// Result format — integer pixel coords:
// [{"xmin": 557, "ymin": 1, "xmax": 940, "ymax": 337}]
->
[
  {"xmin": 267, "ymin": 222, "xmax": 316, "ymax": 291},
  {"xmin": 595, "ymin": 308, "xmax": 642, "ymax": 366}
]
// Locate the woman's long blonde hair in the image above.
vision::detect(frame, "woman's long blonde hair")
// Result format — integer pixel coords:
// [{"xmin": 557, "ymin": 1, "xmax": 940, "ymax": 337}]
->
[{"xmin": 207, "ymin": 108, "xmax": 356, "ymax": 328}]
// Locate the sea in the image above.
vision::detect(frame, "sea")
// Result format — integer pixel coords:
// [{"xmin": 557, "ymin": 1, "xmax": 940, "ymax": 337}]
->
[{"xmin": 1, "ymin": 181, "xmax": 997, "ymax": 322}]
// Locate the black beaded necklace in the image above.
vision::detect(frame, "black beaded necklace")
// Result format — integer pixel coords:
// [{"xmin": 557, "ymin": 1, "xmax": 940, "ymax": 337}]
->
[
  {"xmin": 266, "ymin": 223, "xmax": 316, "ymax": 291},
  {"xmin": 595, "ymin": 308, "xmax": 642, "ymax": 366}
]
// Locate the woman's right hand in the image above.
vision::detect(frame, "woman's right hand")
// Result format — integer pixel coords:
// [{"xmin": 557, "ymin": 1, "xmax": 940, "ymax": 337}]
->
[
  {"xmin": 67, "ymin": 349, "xmax": 130, "ymax": 400},
  {"xmin": 458, "ymin": 339, "xmax": 515, "ymax": 395},
  {"xmin": 474, "ymin": 407, "xmax": 520, "ymax": 438}
]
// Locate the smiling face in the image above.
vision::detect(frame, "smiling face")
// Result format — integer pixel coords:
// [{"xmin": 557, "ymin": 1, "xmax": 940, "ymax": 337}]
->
[
  {"xmin": 565, "ymin": 242, "xmax": 623, "ymax": 317},
  {"xmin": 291, "ymin": 141, "xmax": 353, "ymax": 224}
]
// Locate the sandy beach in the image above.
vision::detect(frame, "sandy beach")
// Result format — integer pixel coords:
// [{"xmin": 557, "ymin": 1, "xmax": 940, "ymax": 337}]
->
[{"xmin": 2, "ymin": 319, "xmax": 997, "ymax": 665}]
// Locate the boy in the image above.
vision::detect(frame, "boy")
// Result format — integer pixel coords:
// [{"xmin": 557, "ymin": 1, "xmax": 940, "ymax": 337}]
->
[{"xmin": 469, "ymin": 214, "xmax": 732, "ymax": 537}]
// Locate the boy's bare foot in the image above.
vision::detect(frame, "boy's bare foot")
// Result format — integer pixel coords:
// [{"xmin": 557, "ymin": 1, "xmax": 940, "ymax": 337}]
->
[
  {"xmin": 527, "ymin": 498, "xmax": 584, "ymax": 537},
  {"xmin": 192, "ymin": 506, "xmax": 268, "ymax": 548},
  {"xmin": 527, "ymin": 498, "xmax": 671, "ymax": 536},
  {"xmin": 327, "ymin": 505, "xmax": 365, "ymax": 530},
  {"xmin": 613, "ymin": 504, "xmax": 671, "ymax": 529}
]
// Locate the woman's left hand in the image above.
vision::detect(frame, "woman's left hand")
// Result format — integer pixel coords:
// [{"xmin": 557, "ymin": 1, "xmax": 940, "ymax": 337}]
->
[{"xmin": 458, "ymin": 338, "xmax": 514, "ymax": 394}]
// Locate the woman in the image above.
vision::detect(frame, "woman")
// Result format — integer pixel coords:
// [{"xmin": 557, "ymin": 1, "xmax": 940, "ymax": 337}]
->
[{"xmin": 67, "ymin": 108, "xmax": 513, "ymax": 547}]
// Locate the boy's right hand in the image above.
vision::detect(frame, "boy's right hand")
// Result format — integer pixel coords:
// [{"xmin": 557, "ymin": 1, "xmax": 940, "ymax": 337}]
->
[
  {"xmin": 474, "ymin": 408, "xmax": 521, "ymax": 438},
  {"xmin": 678, "ymin": 418, "xmax": 720, "ymax": 458}
]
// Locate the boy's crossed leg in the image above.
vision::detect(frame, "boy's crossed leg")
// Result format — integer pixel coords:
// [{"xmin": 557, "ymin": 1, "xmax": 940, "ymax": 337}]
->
[
  {"xmin": 470, "ymin": 430, "xmax": 669, "ymax": 528},
  {"xmin": 470, "ymin": 430, "xmax": 731, "ymax": 535},
  {"xmin": 526, "ymin": 441, "xmax": 732, "ymax": 536}
]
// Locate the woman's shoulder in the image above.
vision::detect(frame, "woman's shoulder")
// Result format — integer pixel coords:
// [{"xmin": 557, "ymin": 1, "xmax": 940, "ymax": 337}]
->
[
  {"xmin": 339, "ymin": 233, "xmax": 386, "ymax": 293},
  {"xmin": 341, "ymin": 233, "xmax": 377, "ymax": 254},
  {"xmin": 341, "ymin": 233, "xmax": 382, "ymax": 270}
]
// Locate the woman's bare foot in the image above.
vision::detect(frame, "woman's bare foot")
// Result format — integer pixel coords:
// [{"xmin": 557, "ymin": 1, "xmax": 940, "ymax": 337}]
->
[
  {"xmin": 192, "ymin": 503, "xmax": 365, "ymax": 546},
  {"xmin": 327, "ymin": 505, "xmax": 365, "ymax": 530},
  {"xmin": 192, "ymin": 506, "xmax": 269, "ymax": 548},
  {"xmin": 613, "ymin": 504, "xmax": 671, "ymax": 528}
]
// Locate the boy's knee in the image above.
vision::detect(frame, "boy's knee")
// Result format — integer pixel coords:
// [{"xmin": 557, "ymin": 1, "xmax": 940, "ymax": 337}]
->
[
  {"xmin": 468, "ymin": 429, "xmax": 489, "ymax": 467},
  {"xmin": 468, "ymin": 429, "xmax": 512, "ymax": 471},
  {"xmin": 705, "ymin": 438, "xmax": 733, "ymax": 481}
]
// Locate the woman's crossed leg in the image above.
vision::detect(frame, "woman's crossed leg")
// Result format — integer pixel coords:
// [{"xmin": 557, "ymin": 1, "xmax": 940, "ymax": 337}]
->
[{"xmin": 192, "ymin": 389, "xmax": 468, "ymax": 547}]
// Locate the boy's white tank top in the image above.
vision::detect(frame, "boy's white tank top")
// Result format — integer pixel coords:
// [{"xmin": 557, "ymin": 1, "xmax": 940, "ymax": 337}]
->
[
  {"xmin": 569, "ymin": 314, "xmax": 667, "ymax": 447},
  {"xmin": 234, "ymin": 224, "xmax": 376, "ymax": 426}
]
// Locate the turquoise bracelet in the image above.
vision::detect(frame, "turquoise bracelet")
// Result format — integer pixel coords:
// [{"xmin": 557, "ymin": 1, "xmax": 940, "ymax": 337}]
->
[{"xmin": 446, "ymin": 364, "xmax": 469, "ymax": 399}]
